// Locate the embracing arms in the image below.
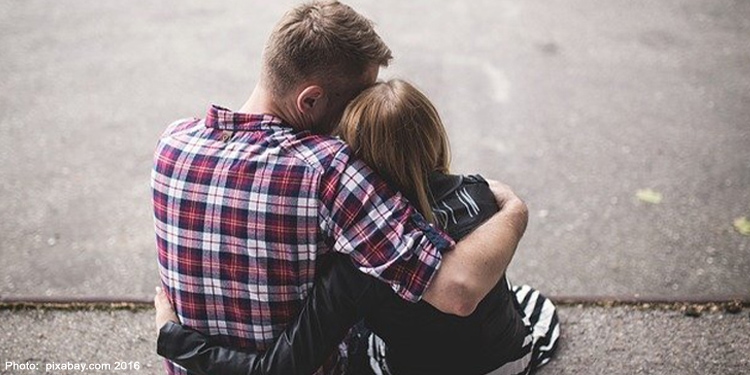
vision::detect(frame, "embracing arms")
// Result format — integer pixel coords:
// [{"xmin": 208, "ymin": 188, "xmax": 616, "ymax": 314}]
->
[
  {"xmin": 319, "ymin": 152, "xmax": 528, "ymax": 317},
  {"xmin": 155, "ymin": 177, "xmax": 527, "ymax": 373},
  {"xmin": 422, "ymin": 180, "xmax": 528, "ymax": 316},
  {"xmin": 155, "ymin": 256, "xmax": 391, "ymax": 375}
]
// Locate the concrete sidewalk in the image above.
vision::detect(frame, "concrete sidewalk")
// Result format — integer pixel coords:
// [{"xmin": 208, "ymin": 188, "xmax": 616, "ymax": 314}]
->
[{"xmin": 1, "ymin": 304, "xmax": 748, "ymax": 375}]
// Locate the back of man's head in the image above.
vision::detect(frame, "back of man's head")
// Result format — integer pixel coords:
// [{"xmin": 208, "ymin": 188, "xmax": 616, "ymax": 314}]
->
[{"xmin": 262, "ymin": 0, "xmax": 392, "ymax": 100}]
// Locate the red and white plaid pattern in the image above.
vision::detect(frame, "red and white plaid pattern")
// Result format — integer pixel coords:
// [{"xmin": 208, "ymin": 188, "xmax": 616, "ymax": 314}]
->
[{"xmin": 151, "ymin": 105, "xmax": 453, "ymax": 374}]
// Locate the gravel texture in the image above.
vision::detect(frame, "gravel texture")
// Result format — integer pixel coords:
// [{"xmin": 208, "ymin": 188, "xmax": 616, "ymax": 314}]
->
[{"xmin": 1, "ymin": 305, "xmax": 748, "ymax": 375}]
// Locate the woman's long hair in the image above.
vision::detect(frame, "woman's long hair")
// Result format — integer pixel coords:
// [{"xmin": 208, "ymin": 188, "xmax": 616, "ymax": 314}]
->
[{"xmin": 336, "ymin": 79, "xmax": 451, "ymax": 223}]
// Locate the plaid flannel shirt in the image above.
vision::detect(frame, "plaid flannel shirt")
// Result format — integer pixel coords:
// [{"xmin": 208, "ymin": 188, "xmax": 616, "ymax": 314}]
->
[{"xmin": 152, "ymin": 105, "xmax": 453, "ymax": 374}]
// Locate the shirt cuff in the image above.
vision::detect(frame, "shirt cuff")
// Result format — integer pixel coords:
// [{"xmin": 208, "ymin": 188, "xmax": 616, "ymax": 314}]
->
[{"xmin": 391, "ymin": 213, "xmax": 455, "ymax": 302}]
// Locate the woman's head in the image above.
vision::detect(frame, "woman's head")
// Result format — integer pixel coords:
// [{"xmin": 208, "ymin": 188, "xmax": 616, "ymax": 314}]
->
[{"xmin": 337, "ymin": 79, "xmax": 451, "ymax": 222}]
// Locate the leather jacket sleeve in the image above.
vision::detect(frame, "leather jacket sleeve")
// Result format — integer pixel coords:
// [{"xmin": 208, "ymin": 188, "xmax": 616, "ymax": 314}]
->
[{"xmin": 157, "ymin": 254, "xmax": 391, "ymax": 375}]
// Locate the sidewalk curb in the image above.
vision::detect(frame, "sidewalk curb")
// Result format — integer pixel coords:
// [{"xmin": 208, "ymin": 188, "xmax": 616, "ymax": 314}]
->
[{"xmin": 2, "ymin": 296, "xmax": 747, "ymax": 312}]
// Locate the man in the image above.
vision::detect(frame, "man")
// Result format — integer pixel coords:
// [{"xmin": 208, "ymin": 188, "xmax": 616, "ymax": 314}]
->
[{"xmin": 151, "ymin": 1, "xmax": 528, "ymax": 374}]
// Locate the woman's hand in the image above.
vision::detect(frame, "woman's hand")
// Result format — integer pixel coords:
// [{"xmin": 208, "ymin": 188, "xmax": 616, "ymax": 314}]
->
[{"xmin": 154, "ymin": 286, "xmax": 180, "ymax": 335}]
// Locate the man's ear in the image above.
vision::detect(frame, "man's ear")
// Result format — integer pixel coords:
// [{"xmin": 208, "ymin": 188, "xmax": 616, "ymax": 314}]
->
[{"xmin": 296, "ymin": 85, "xmax": 325, "ymax": 114}]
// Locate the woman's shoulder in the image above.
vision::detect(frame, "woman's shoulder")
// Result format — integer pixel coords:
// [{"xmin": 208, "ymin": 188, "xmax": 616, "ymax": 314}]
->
[
  {"xmin": 428, "ymin": 172, "xmax": 499, "ymax": 241},
  {"xmin": 428, "ymin": 173, "xmax": 492, "ymax": 199}
]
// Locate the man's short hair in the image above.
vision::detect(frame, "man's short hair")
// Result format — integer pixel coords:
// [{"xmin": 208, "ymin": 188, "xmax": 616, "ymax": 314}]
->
[{"xmin": 262, "ymin": 0, "xmax": 392, "ymax": 98}]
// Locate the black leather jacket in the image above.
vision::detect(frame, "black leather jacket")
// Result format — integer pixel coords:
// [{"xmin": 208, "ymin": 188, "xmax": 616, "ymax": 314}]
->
[{"xmin": 158, "ymin": 173, "xmax": 528, "ymax": 375}]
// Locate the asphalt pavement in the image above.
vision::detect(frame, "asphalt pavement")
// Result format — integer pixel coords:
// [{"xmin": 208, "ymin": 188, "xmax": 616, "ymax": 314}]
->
[
  {"xmin": 1, "ymin": 0, "xmax": 748, "ymax": 302},
  {"xmin": 1, "ymin": 0, "xmax": 749, "ymax": 373}
]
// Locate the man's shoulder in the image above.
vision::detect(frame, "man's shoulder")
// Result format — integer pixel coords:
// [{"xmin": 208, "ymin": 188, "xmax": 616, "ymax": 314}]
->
[
  {"xmin": 430, "ymin": 173, "xmax": 498, "ymax": 241},
  {"xmin": 158, "ymin": 117, "xmax": 203, "ymax": 140},
  {"xmin": 284, "ymin": 133, "xmax": 353, "ymax": 172}
]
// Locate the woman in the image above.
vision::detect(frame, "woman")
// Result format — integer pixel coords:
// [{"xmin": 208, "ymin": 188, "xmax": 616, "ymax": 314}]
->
[{"xmin": 155, "ymin": 79, "xmax": 560, "ymax": 375}]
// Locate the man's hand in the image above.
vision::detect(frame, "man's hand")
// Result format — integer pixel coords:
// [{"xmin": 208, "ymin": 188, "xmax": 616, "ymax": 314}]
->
[
  {"xmin": 154, "ymin": 287, "xmax": 180, "ymax": 335},
  {"xmin": 485, "ymin": 179, "xmax": 529, "ymax": 238}
]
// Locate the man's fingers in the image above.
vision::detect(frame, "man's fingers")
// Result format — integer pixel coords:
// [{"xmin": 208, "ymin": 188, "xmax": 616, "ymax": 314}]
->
[
  {"xmin": 154, "ymin": 286, "xmax": 172, "ymax": 310},
  {"xmin": 485, "ymin": 179, "xmax": 528, "ymax": 236},
  {"xmin": 485, "ymin": 179, "xmax": 516, "ymax": 206}
]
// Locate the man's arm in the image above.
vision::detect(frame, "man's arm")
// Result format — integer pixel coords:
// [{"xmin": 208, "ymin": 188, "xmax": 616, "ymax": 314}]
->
[
  {"xmin": 318, "ymin": 149, "xmax": 454, "ymax": 303},
  {"xmin": 422, "ymin": 180, "xmax": 528, "ymax": 316}
]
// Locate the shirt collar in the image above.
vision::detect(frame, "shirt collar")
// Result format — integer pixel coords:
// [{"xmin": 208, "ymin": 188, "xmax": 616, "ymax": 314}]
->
[{"xmin": 205, "ymin": 104, "xmax": 288, "ymax": 131}]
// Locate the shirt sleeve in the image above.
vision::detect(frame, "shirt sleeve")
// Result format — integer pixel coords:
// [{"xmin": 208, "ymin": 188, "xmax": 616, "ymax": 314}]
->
[{"xmin": 318, "ymin": 147, "xmax": 455, "ymax": 303}]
